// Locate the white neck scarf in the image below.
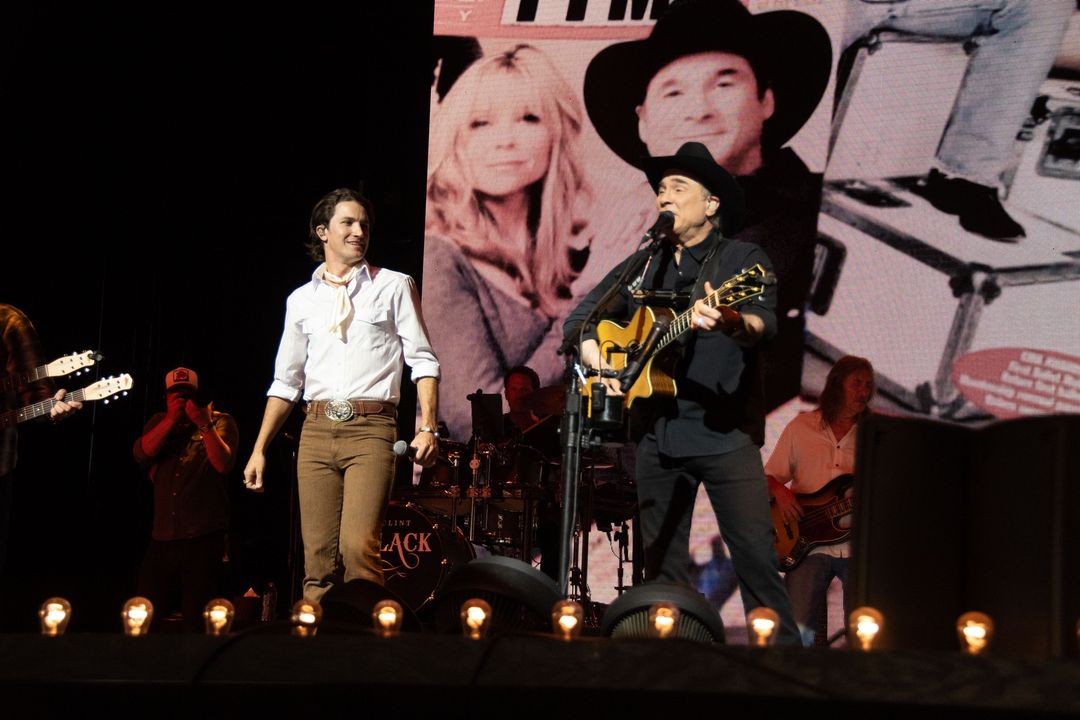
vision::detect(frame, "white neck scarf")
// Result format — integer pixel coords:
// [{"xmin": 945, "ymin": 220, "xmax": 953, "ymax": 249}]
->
[{"xmin": 322, "ymin": 265, "xmax": 359, "ymax": 342}]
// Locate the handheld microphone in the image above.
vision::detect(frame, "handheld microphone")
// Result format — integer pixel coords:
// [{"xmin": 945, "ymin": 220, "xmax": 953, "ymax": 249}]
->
[
  {"xmin": 644, "ymin": 211, "xmax": 675, "ymax": 241},
  {"xmin": 618, "ymin": 315, "xmax": 671, "ymax": 393},
  {"xmin": 393, "ymin": 440, "xmax": 418, "ymax": 460}
]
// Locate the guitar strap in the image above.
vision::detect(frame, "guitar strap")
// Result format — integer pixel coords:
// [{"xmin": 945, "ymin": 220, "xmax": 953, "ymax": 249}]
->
[{"xmin": 673, "ymin": 232, "xmax": 729, "ymax": 349}]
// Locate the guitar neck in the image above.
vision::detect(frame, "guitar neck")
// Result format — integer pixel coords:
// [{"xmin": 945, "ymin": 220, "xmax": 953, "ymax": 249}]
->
[
  {"xmin": 0, "ymin": 364, "xmax": 50, "ymax": 395},
  {"xmin": 655, "ymin": 267, "xmax": 767, "ymax": 353},
  {"xmin": 0, "ymin": 387, "xmax": 91, "ymax": 430}
]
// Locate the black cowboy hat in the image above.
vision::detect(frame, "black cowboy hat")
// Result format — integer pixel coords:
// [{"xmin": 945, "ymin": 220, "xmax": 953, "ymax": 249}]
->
[
  {"xmin": 584, "ymin": 0, "xmax": 832, "ymax": 170},
  {"xmin": 643, "ymin": 141, "xmax": 745, "ymax": 234}
]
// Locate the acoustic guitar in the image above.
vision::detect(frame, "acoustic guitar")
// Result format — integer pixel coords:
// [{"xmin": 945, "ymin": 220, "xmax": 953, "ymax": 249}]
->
[{"xmin": 585, "ymin": 264, "xmax": 773, "ymax": 408}]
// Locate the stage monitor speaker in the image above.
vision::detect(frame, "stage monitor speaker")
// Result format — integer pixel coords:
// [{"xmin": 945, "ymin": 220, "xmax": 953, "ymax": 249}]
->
[
  {"xmin": 430, "ymin": 556, "xmax": 560, "ymax": 635},
  {"xmin": 851, "ymin": 413, "xmax": 1080, "ymax": 659}
]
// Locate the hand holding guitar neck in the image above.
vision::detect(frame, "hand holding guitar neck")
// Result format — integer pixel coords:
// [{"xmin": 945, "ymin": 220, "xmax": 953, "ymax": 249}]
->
[
  {"xmin": 692, "ymin": 281, "xmax": 755, "ymax": 340},
  {"xmin": 49, "ymin": 389, "xmax": 82, "ymax": 421}
]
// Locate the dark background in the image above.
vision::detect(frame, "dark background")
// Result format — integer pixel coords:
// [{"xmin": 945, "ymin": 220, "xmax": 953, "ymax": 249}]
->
[{"xmin": 0, "ymin": 5, "xmax": 436, "ymax": 630}]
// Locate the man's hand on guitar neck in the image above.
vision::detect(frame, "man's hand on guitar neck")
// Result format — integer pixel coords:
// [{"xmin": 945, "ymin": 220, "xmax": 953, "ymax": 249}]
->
[
  {"xmin": 768, "ymin": 475, "xmax": 803, "ymax": 526},
  {"xmin": 48, "ymin": 389, "xmax": 82, "ymax": 421},
  {"xmin": 580, "ymin": 338, "xmax": 624, "ymax": 397},
  {"xmin": 691, "ymin": 281, "xmax": 765, "ymax": 345}
]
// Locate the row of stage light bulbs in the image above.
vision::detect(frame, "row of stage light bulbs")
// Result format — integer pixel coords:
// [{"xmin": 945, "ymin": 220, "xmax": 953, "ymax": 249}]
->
[
  {"xmin": 744, "ymin": 606, "xmax": 997, "ymax": 654},
  {"xmin": 37, "ymin": 595, "xmax": 557, "ymax": 640},
  {"xmin": 40, "ymin": 595, "xmax": 1006, "ymax": 653}
]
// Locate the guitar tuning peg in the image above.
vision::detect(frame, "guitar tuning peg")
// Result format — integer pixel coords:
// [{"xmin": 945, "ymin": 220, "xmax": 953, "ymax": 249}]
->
[{"xmin": 104, "ymin": 399, "xmax": 110, "ymax": 405}]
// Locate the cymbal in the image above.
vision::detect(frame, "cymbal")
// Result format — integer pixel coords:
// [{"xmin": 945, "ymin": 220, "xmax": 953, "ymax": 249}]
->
[{"xmin": 521, "ymin": 384, "xmax": 566, "ymax": 417}]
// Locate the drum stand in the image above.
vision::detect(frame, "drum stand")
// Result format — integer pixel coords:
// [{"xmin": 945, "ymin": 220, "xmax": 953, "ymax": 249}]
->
[
  {"xmin": 565, "ymin": 463, "xmax": 595, "ymax": 609},
  {"xmin": 613, "ymin": 518, "xmax": 632, "ymax": 596}
]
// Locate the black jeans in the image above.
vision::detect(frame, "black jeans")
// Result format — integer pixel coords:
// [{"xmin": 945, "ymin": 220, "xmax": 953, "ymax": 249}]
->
[{"xmin": 634, "ymin": 435, "xmax": 799, "ymax": 644}]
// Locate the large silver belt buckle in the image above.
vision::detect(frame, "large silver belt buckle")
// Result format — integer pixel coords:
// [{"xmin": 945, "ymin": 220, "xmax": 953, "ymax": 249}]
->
[{"xmin": 324, "ymin": 399, "xmax": 355, "ymax": 422}]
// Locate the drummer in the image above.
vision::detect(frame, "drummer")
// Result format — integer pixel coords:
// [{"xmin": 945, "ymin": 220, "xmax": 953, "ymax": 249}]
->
[
  {"xmin": 502, "ymin": 365, "xmax": 561, "ymax": 459},
  {"xmin": 502, "ymin": 365, "xmax": 561, "ymax": 580}
]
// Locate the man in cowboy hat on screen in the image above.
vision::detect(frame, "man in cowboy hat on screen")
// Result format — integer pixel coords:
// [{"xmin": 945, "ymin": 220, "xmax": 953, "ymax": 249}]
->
[
  {"xmin": 564, "ymin": 140, "xmax": 799, "ymax": 645},
  {"xmin": 581, "ymin": 0, "xmax": 832, "ymax": 413}
]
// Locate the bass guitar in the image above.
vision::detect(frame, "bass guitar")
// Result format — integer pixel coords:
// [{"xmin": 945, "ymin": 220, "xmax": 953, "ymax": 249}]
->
[
  {"xmin": 0, "ymin": 350, "xmax": 101, "ymax": 394},
  {"xmin": 770, "ymin": 473, "xmax": 854, "ymax": 571},
  {"xmin": 585, "ymin": 264, "xmax": 773, "ymax": 408},
  {"xmin": 0, "ymin": 374, "xmax": 133, "ymax": 430}
]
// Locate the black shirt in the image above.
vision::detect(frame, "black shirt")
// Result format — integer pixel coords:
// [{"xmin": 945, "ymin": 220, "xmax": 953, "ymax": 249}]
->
[
  {"xmin": 563, "ymin": 230, "xmax": 777, "ymax": 457},
  {"xmin": 133, "ymin": 411, "xmax": 238, "ymax": 541}
]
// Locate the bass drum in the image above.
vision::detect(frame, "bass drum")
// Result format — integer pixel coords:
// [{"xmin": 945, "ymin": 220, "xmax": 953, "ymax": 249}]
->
[{"xmin": 380, "ymin": 501, "xmax": 474, "ymax": 614}]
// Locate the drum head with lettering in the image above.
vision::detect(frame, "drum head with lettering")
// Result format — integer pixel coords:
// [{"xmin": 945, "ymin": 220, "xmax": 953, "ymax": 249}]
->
[{"xmin": 381, "ymin": 502, "xmax": 473, "ymax": 612}]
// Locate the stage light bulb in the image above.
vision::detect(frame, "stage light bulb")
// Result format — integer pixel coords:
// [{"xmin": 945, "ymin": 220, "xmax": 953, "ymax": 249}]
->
[
  {"xmin": 956, "ymin": 611, "xmax": 993, "ymax": 655},
  {"xmin": 203, "ymin": 598, "xmax": 235, "ymax": 636},
  {"xmin": 39, "ymin": 597, "xmax": 72, "ymax": 636},
  {"xmin": 551, "ymin": 600, "xmax": 584, "ymax": 640},
  {"xmin": 290, "ymin": 599, "xmax": 323, "ymax": 637},
  {"xmin": 460, "ymin": 598, "xmax": 492, "ymax": 640},
  {"xmin": 121, "ymin": 597, "xmax": 154, "ymax": 636},
  {"xmin": 747, "ymin": 607, "xmax": 780, "ymax": 647},
  {"xmin": 648, "ymin": 601, "xmax": 680, "ymax": 639},
  {"xmin": 848, "ymin": 606, "xmax": 885, "ymax": 651},
  {"xmin": 372, "ymin": 600, "xmax": 404, "ymax": 638}
]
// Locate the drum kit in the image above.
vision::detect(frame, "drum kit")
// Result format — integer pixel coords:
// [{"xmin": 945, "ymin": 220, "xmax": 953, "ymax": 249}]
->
[{"xmin": 382, "ymin": 383, "xmax": 640, "ymax": 617}]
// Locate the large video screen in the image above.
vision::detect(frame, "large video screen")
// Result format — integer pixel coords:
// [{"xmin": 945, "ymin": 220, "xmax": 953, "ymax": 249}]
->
[{"xmin": 418, "ymin": 0, "xmax": 1080, "ymax": 613}]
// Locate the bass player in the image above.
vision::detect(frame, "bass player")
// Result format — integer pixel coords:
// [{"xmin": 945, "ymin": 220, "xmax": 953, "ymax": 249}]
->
[{"xmin": 767, "ymin": 355, "xmax": 876, "ymax": 647}]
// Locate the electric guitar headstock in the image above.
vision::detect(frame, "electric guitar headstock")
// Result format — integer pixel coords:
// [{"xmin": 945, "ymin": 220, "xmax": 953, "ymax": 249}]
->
[
  {"xmin": 79, "ymin": 374, "xmax": 133, "ymax": 404},
  {"xmin": 44, "ymin": 350, "xmax": 102, "ymax": 379}
]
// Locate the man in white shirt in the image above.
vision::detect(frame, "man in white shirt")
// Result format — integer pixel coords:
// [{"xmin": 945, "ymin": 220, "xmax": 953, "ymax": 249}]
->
[
  {"xmin": 766, "ymin": 355, "xmax": 875, "ymax": 646},
  {"xmin": 243, "ymin": 188, "xmax": 440, "ymax": 603}
]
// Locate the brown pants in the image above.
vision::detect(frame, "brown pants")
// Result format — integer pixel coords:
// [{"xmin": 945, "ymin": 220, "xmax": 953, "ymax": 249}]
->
[{"xmin": 296, "ymin": 409, "xmax": 397, "ymax": 602}]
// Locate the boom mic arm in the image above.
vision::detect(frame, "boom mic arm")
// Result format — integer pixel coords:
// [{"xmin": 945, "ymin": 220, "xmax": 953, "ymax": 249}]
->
[{"xmin": 617, "ymin": 315, "xmax": 671, "ymax": 394}]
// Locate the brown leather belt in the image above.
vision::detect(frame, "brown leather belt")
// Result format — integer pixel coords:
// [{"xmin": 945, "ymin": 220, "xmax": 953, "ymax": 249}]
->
[{"xmin": 305, "ymin": 399, "xmax": 396, "ymax": 421}]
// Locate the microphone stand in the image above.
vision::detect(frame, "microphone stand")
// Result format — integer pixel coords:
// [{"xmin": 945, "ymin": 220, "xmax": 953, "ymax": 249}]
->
[{"xmin": 555, "ymin": 234, "xmax": 664, "ymax": 596}]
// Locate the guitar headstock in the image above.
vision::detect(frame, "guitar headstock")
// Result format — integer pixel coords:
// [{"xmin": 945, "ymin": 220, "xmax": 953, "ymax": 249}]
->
[
  {"xmin": 712, "ymin": 264, "xmax": 776, "ymax": 307},
  {"xmin": 46, "ymin": 350, "xmax": 101, "ymax": 378},
  {"xmin": 82, "ymin": 374, "xmax": 133, "ymax": 403}
]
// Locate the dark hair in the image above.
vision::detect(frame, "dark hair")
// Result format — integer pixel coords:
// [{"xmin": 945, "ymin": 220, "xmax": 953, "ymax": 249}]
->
[
  {"xmin": 305, "ymin": 187, "xmax": 372, "ymax": 262},
  {"xmin": 431, "ymin": 35, "xmax": 483, "ymax": 102},
  {"xmin": 818, "ymin": 355, "xmax": 875, "ymax": 425},
  {"xmin": 504, "ymin": 365, "xmax": 540, "ymax": 392}
]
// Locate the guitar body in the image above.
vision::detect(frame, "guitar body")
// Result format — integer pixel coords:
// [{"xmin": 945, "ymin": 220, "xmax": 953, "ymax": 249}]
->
[
  {"xmin": 587, "ymin": 305, "xmax": 677, "ymax": 409},
  {"xmin": 771, "ymin": 473, "xmax": 855, "ymax": 571}
]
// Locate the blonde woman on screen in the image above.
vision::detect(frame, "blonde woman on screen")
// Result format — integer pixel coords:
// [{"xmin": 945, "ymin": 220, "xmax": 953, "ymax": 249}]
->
[{"xmin": 423, "ymin": 44, "xmax": 591, "ymax": 441}]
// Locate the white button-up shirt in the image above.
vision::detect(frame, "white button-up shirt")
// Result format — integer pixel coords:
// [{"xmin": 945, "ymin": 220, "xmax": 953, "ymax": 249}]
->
[
  {"xmin": 268, "ymin": 261, "xmax": 440, "ymax": 405},
  {"xmin": 765, "ymin": 409, "xmax": 857, "ymax": 559}
]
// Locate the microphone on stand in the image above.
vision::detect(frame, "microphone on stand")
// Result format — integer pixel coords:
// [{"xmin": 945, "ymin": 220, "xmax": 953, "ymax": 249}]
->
[
  {"xmin": 643, "ymin": 211, "xmax": 675, "ymax": 242},
  {"xmin": 629, "ymin": 212, "xmax": 676, "ymax": 292},
  {"xmin": 618, "ymin": 315, "xmax": 671, "ymax": 393}
]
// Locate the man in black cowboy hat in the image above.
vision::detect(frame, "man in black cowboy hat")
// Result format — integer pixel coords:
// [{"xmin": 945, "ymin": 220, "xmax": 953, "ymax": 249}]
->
[
  {"xmin": 582, "ymin": 0, "xmax": 831, "ymax": 413},
  {"xmin": 564, "ymin": 141, "xmax": 799, "ymax": 644}
]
